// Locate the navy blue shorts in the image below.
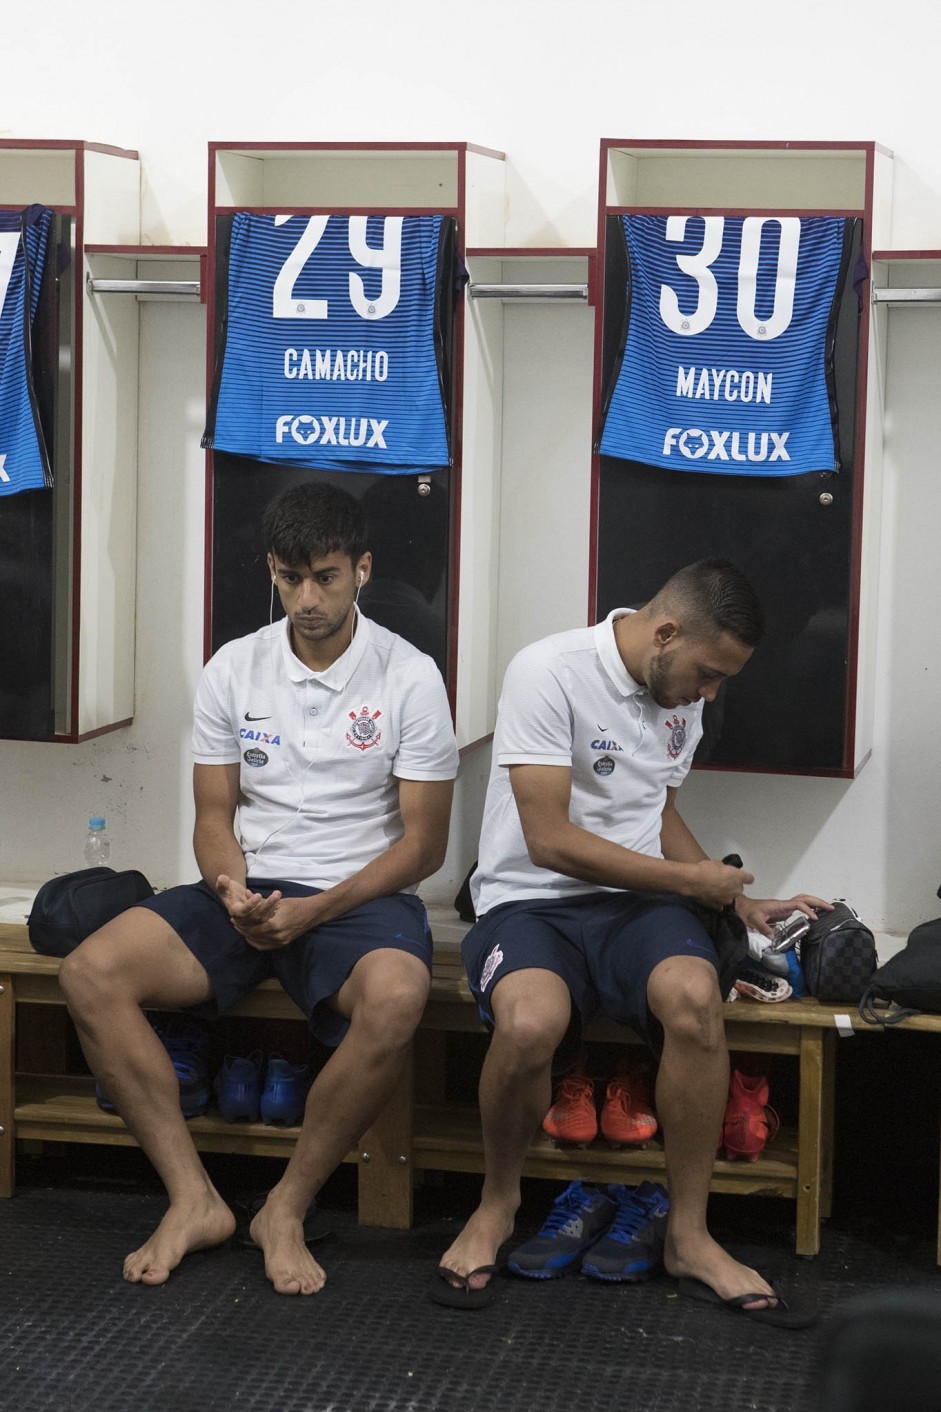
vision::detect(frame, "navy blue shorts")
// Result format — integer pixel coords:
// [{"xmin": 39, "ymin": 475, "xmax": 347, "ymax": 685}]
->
[
  {"xmin": 462, "ymin": 891, "xmax": 720, "ymax": 1065},
  {"xmin": 137, "ymin": 878, "xmax": 432, "ymax": 1046}
]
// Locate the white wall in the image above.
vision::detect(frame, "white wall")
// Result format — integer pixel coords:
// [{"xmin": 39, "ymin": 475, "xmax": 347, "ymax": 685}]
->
[{"xmin": 2, "ymin": 0, "xmax": 941, "ymax": 935}]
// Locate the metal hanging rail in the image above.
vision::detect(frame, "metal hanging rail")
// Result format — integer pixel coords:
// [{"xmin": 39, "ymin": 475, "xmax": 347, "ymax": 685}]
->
[
  {"xmin": 468, "ymin": 283, "xmax": 588, "ymax": 302},
  {"xmin": 871, "ymin": 286, "xmax": 941, "ymax": 305},
  {"xmin": 85, "ymin": 274, "xmax": 201, "ymax": 299}
]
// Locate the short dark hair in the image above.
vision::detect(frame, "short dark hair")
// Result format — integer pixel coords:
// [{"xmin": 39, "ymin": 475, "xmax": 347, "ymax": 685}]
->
[
  {"xmin": 652, "ymin": 558, "xmax": 765, "ymax": 648},
  {"xmin": 261, "ymin": 482, "xmax": 368, "ymax": 567}
]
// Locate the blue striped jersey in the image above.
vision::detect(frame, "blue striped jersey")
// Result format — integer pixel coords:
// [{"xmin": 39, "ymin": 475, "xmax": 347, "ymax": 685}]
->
[
  {"xmin": 204, "ymin": 213, "xmax": 453, "ymax": 474},
  {"xmin": 0, "ymin": 205, "xmax": 54, "ymax": 497},
  {"xmin": 599, "ymin": 214, "xmax": 852, "ymax": 476}
]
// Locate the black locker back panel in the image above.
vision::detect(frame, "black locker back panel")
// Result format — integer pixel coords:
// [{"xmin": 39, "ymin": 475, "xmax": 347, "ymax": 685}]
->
[
  {"xmin": 0, "ymin": 213, "xmax": 68, "ymax": 740},
  {"xmin": 596, "ymin": 214, "xmax": 862, "ymax": 774},
  {"xmin": 211, "ymin": 457, "xmax": 450, "ymax": 679},
  {"xmin": 208, "ymin": 215, "xmax": 454, "ymax": 680}
]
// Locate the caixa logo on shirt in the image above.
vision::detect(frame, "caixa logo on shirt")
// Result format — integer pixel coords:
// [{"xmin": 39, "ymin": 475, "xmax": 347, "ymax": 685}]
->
[{"xmin": 239, "ymin": 726, "xmax": 281, "ymax": 746}]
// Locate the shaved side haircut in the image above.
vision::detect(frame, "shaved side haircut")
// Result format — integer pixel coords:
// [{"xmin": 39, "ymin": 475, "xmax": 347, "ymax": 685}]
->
[{"xmin": 645, "ymin": 559, "xmax": 764, "ymax": 649}]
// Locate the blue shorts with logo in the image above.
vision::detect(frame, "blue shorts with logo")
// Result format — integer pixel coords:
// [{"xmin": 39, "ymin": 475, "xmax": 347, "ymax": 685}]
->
[
  {"xmin": 137, "ymin": 878, "xmax": 432, "ymax": 1046},
  {"xmin": 462, "ymin": 890, "xmax": 720, "ymax": 1067}
]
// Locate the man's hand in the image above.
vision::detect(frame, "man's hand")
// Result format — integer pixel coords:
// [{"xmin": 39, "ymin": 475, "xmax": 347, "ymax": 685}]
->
[
  {"xmin": 687, "ymin": 858, "xmax": 755, "ymax": 909},
  {"xmin": 735, "ymin": 893, "xmax": 833, "ymax": 940},
  {"xmin": 215, "ymin": 874, "xmax": 315, "ymax": 951}
]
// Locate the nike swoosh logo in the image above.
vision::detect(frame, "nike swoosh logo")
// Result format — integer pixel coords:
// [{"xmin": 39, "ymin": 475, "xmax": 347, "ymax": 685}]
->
[
  {"xmin": 244, "ymin": 713, "xmax": 272, "ymax": 722},
  {"xmin": 597, "ymin": 725, "xmax": 609, "ymax": 731}
]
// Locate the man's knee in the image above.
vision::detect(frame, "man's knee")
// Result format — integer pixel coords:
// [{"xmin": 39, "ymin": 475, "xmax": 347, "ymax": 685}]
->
[
  {"xmin": 648, "ymin": 958, "xmax": 725, "ymax": 1051},
  {"xmin": 344, "ymin": 952, "xmax": 431, "ymax": 1047},
  {"xmin": 58, "ymin": 932, "xmax": 125, "ymax": 1012},
  {"xmin": 59, "ymin": 911, "xmax": 209, "ymax": 1015},
  {"xmin": 490, "ymin": 972, "xmax": 572, "ymax": 1068}
]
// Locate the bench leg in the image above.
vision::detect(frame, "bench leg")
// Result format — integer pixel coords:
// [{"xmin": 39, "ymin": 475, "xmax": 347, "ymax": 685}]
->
[
  {"xmin": 795, "ymin": 1028, "xmax": 828, "ymax": 1256},
  {"xmin": 0, "ymin": 975, "xmax": 14, "ymax": 1198},
  {"xmin": 356, "ymin": 1044, "xmax": 414, "ymax": 1229}
]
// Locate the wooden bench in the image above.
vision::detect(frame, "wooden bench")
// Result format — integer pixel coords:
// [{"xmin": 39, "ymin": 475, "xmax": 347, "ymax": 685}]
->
[{"xmin": 3, "ymin": 919, "xmax": 939, "ymax": 1259}]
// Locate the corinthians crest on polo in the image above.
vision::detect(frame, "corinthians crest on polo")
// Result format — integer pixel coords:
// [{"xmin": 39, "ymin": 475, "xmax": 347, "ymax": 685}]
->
[
  {"xmin": 665, "ymin": 715, "xmax": 687, "ymax": 760},
  {"xmin": 345, "ymin": 705, "xmax": 383, "ymax": 752}
]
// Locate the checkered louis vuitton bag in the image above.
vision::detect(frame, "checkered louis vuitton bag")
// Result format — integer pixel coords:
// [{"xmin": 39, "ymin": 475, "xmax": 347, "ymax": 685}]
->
[{"xmin": 800, "ymin": 901, "xmax": 877, "ymax": 1003}]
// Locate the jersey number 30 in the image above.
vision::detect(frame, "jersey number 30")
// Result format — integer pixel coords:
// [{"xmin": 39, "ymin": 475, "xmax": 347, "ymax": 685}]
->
[{"xmin": 657, "ymin": 215, "xmax": 800, "ymax": 342}]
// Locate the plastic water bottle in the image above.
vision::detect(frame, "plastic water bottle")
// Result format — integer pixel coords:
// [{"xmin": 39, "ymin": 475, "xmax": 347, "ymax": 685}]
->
[{"xmin": 83, "ymin": 816, "xmax": 111, "ymax": 868}]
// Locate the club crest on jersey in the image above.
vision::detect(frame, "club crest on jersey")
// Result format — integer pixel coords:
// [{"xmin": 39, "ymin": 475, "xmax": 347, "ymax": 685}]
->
[
  {"xmin": 665, "ymin": 715, "xmax": 687, "ymax": 760},
  {"xmin": 480, "ymin": 944, "xmax": 503, "ymax": 991},
  {"xmin": 346, "ymin": 705, "xmax": 383, "ymax": 752}
]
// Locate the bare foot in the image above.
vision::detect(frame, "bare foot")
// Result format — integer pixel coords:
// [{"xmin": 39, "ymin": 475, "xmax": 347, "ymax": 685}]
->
[
  {"xmin": 437, "ymin": 1202, "xmax": 516, "ymax": 1293},
  {"xmin": 123, "ymin": 1191, "xmax": 236, "ymax": 1286},
  {"xmin": 665, "ymin": 1230, "xmax": 777, "ymax": 1311},
  {"xmin": 250, "ymin": 1198, "xmax": 326, "ymax": 1296}
]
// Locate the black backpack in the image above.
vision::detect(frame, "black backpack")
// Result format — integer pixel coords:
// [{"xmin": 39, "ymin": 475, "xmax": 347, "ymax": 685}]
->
[{"xmin": 858, "ymin": 914, "xmax": 941, "ymax": 1024}]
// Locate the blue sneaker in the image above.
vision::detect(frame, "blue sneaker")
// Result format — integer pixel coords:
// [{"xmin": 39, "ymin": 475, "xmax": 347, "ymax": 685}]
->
[
  {"xmin": 95, "ymin": 1013, "xmax": 212, "ymax": 1118},
  {"xmin": 260, "ymin": 1056, "xmax": 311, "ymax": 1126},
  {"xmin": 215, "ymin": 1049, "xmax": 265, "ymax": 1123},
  {"xmin": 152, "ymin": 1013, "xmax": 213, "ymax": 1118},
  {"xmin": 507, "ymin": 1180, "xmax": 617, "ymax": 1279},
  {"xmin": 580, "ymin": 1180, "xmax": 670, "ymax": 1282}
]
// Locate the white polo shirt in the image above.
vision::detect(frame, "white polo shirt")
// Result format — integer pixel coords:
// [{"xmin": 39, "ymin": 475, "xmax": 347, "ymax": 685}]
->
[
  {"xmin": 471, "ymin": 609, "xmax": 704, "ymax": 916},
  {"xmin": 192, "ymin": 611, "xmax": 459, "ymax": 889}
]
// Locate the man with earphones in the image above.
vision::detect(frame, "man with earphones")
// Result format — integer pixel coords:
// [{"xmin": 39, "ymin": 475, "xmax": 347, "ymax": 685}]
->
[
  {"xmin": 60, "ymin": 481, "xmax": 459, "ymax": 1296},
  {"xmin": 432, "ymin": 559, "xmax": 827, "ymax": 1326}
]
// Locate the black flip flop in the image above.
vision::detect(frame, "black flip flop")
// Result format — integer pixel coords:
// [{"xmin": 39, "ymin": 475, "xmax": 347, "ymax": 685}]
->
[
  {"xmin": 234, "ymin": 1193, "xmax": 333, "ymax": 1251},
  {"xmin": 673, "ymin": 1275, "xmax": 818, "ymax": 1329},
  {"xmin": 427, "ymin": 1263, "xmax": 498, "ymax": 1310}
]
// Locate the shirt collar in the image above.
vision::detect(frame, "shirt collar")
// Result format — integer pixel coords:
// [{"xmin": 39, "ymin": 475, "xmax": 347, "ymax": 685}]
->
[
  {"xmin": 594, "ymin": 608, "xmax": 647, "ymax": 699},
  {"xmin": 279, "ymin": 607, "xmax": 370, "ymax": 690}
]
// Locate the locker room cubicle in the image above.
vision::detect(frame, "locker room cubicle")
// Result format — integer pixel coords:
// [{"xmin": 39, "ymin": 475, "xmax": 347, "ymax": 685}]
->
[
  {"xmin": 0, "ymin": 137, "xmax": 897, "ymax": 780},
  {"xmin": 592, "ymin": 141, "xmax": 892, "ymax": 777},
  {"xmin": 204, "ymin": 142, "xmax": 507, "ymax": 753},
  {"xmin": 0, "ymin": 140, "xmax": 142, "ymax": 744}
]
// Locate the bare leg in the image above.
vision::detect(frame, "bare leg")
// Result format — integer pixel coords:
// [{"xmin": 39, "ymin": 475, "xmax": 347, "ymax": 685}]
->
[
  {"xmin": 649, "ymin": 955, "xmax": 776, "ymax": 1308},
  {"xmin": 437, "ymin": 969, "xmax": 571, "ymax": 1293},
  {"xmin": 249, "ymin": 949, "xmax": 429, "ymax": 1296},
  {"xmin": 59, "ymin": 911, "xmax": 236, "ymax": 1285}
]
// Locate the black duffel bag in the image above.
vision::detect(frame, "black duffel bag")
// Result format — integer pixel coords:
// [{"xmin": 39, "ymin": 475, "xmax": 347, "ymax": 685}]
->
[
  {"xmin": 27, "ymin": 866, "xmax": 155, "ymax": 957},
  {"xmin": 800, "ymin": 900, "xmax": 877, "ymax": 1004}
]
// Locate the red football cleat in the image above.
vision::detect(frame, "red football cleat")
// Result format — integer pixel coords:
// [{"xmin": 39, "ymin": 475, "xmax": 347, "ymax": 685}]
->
[
  {"xmin": 600, "ymin": 1066, "xmax": 659, "ymax": 1147},
  {"xmin": 720, "ymin": 1069, "xmax": 780, "ymax": 1161},
  {"xmin": 542, "ymin": 1067, "xmax": 598, "ymax": 1146}
]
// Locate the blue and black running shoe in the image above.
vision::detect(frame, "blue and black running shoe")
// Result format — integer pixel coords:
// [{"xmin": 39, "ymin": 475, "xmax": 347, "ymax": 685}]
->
[
  {"xmin": 215, "ymin": 1049, "xmax": 265, "ymax": 1123},
  {"xmin": 152, "ymin": 1013, "xmax": 213, "ymax": 1118},
  {"xmin": 580, "ymin": 1180, "xmax": 669, "ymax": 1282},
  {"xmin": 507, "ymin": 1180, "xmax": 617, "ymax": 1279},
  {"xmin": 95, "ymin": 1012, "xmax": 212, "ymax": 1119},
  {"xmin": 259, "ymin": 1055, "xmax": 311, "ymax": 1126}
]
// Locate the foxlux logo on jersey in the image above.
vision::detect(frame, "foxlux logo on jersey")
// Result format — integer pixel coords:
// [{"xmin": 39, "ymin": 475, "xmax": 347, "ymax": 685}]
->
[
  {"xmin": 661, "ymin": 425, "xmax": 790, "ymax": 465},
  {"xmin": 275, "ymin": 413, "xmax": 388, "ymax": 449}
]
